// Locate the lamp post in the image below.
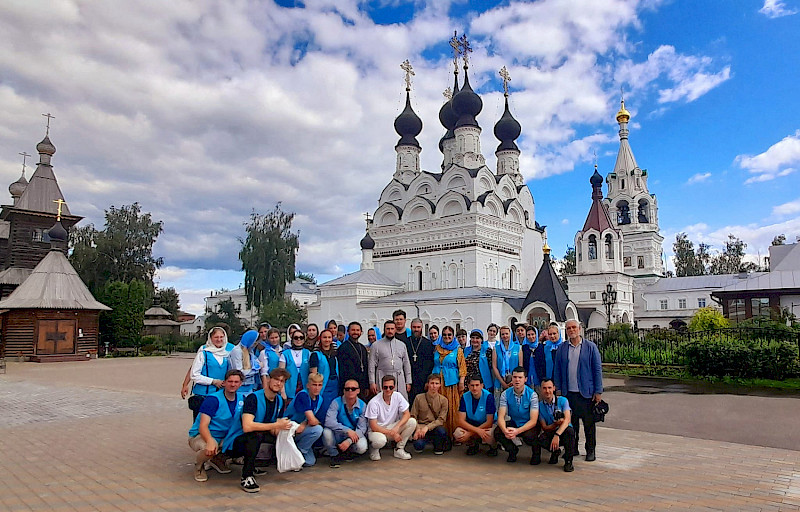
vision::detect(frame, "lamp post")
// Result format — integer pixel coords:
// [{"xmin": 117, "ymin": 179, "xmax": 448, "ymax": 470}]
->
[{"xmin": 601, "ymin": 282, "xmax": 617, "ymax": 328}]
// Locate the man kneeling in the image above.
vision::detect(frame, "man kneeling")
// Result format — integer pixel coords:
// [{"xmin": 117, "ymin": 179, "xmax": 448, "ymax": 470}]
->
[
  {"xmin": 366, "ymin": 375, "xmax": 417, "ymax": 460},
  {"xmin": 323, "ymin": 379, "xmax": 368, "ymax": 467},
  {"xmin": 221, "ymin": 368, "xmax": 292, "ymax": 492},
  {"xmin": 410, "ymin": 374, "xmax": 449, "ymax": 455},
  {"xmin": 284, "ymin": 372, "xmax": 326, "ymax": 467},
  {"xmin": 534, "ymin": 378, "xmax": 575, "ymax": 472},
  {"xmin": 453, "ymin": 374, "xmax": 497, "ymax": 457},
  {"xmin": 493, "ymin": 366, "xmax": 540, "ymax": 464}
]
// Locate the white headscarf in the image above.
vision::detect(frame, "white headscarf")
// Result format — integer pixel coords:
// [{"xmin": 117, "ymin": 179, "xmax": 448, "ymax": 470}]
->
[{"xmin": 204, "ymin": 326, "xmax": 231, "ymax": 359}]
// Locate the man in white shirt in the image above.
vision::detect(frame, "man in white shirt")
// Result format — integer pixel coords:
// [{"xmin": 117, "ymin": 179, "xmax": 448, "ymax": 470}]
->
[{"xmin": 365, "ymin": 375, "xmax": 417, "ymax": 461}]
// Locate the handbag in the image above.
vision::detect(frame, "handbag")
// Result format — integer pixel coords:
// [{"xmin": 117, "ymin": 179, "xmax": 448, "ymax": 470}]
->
[{"xmin": 592, "ymin": 399, "xmax": 609, "ymax": 422}]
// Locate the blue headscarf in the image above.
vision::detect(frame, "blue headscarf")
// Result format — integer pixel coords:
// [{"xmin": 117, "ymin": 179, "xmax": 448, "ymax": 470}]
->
[
  {"xmin": 367, "ymin": 326, "xmax": 381, "ymax": 347},
  {"xmin": 464, "ymin": 329, "xmax": 484, "ymax": 356},
  {"xmin": 240, "ymin": 330, "xmax": 258, "ymax": 349},
  {"xmin": 525, "ymin": 326, "xmax": 540, "ymax": 349},
  {"xmin": 543, "ymin": 326, "xmax": 563, "ymax": 379},
  {"xmin": 434, "ymin": 327, "xmax": 459, "ymax": 352}
]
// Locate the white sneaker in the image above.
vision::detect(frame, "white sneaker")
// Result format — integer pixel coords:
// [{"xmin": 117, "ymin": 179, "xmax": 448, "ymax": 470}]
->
[
  {"xmin": 393, "ymin": 449, "xmax": 412, "ymax": 460},
  {"xmin": 369, "ymin": 448, "xmax": 381, "ymax": 461}
]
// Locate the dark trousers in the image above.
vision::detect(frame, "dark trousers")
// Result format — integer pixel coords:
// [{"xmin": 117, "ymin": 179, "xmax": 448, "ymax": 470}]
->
[
  {"xmin": 493, "ymin": 421, "xmax": 539, "ymax": 454},
  {"xmin": 566, "ymin": 392, "xmax": 596, "ymax": 454},
  {"xmin": 535, "ymin": 425, "xmax": 575, "ymax": 462},
  {"xmin": 412, "ymin": 425, "xmax": 448, "ymax": 452},
  {"xmin": 227, "ymin": 431, "xmax": 276, "ymax": 478}
]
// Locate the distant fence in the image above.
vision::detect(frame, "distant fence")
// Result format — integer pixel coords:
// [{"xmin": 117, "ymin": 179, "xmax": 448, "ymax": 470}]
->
[{"xmin": 584, "ymin": 327, "xmax": 800, "ymax": 367}]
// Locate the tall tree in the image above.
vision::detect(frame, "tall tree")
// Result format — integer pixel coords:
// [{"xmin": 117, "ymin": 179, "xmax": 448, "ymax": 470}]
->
[
  {"xmin": 673, "ymin": 233, "xmax": 699, "ymax": 277},
  {"xmin": 554, "ymin": 246, "xmax": 576, "ymax": 289},
  {"xmin": 239, "ymin": 204, "xmax": 300, "ymax": 310},
  {"xmin": 155, "ymin": 287, "xmax": 181, "ymax": 320},
  {"xmin": 772, "ymin": 234, "xmax": 786, "ymax": 246},
  {"xmin": 260, "ymin": 298, "xmax": 307, "ymax": 330},
  {"xmin": 99, "ymin": 280, "xmax": 148, "ymax": 348},
  {"xmin": 710, "ymin": 234, "xmax": 747, "ymax": 274},
  {"xmin": 205, "ymin": 298, "xmax": 246, "ymax": 338}
]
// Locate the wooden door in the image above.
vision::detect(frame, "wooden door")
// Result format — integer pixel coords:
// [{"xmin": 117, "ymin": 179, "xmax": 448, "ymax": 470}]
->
[{"xmin": 36, "ymin": 320, "xmax": 76, "ymax": 355}]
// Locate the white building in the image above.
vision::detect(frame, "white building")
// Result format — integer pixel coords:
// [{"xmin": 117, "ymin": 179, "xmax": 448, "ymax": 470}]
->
[
  {"xmin": 309, "ymin": 52, "xmax": 577, "ymax": 333},
  {"xmin": 204, "ymin": 279, "xmax": 319, "ymax": 328}
]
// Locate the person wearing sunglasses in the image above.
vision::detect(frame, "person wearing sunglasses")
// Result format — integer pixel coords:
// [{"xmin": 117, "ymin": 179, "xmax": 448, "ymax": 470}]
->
[
  {"xmin": 279, "ymin": 328, "xmax": 311, "ymax": 401},
  {"xmin": 432, "ymin": 325, "xmax": 466, "ymax": 439},
  {"xmin": 365, "ymin": 375, "xmax": 417, "ymax": 461},
  {"xmin": 322, "ymin": 379, "xmax": 368, "ymax": 467}
]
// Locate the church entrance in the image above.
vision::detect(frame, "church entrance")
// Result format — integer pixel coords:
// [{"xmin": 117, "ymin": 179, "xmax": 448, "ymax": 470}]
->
[
  {"xmin": 36, "ymin": 319, "xmax": 76, "ymax": 355},
  {"xmin": 526, "ymin": 308, "xmax": 550, "ymax": 333}
]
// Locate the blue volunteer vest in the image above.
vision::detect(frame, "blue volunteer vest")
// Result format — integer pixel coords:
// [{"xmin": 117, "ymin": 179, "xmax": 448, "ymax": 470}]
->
[
  {"xmin": 188, "ymin": 389, "xmax": 245, "ymax": 441},
  {"xmin": 526, "ymin": 342, "xmax": 540, "ymax": 388},
  {"xmin": 538, "ymin": 395, "xmax": 572, "ymax": 429},
  {"xmin": 263, "ymin": 345, "xmax": 282, "ymax": 373},
  {"xmin": 504, "ymin": 385, "xmax": 536, "ymax": 427},
  {"xmin": 494, "ymin": 341, "xmax": 521, "ymax": 390},
  {"xmin": 332, "ymin": 396, "xmax": 366, "ymax": 430},
  {"xmin": 285, "ymin": 390, "xmax": 324, "ymax": 423},
  {"xmin": 314, "ymin": 350, "xmax": 339, "ymax": 391},
  {"xmin": 463, "ymin": 389, "xmax": 493, "ymax": 425},
  {"xmin": 221, "ymin": 391, "xmax": 284, "ymax": 452},
  {"xmin": 433, "ymin": 347, "xmax": 461, "ymax": 386},
  {"xmin": 192, "ymin": 343, "xmax": 234, "ymax": 395},
  {"xmin": 284, "ymin": 348, "xmax": 311, "ymax": 400}
]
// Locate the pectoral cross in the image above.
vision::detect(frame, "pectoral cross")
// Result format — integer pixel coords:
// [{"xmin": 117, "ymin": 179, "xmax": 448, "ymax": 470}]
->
[
  {"xmin": 499, "ymin": 66, "xmax": 511, "ymax": 97},
  {"xmin": 42, "ymin": 112, "xmax": 55, "ymax": 135},
  {"xmin": 413, "ymin": 353, "xmax": 417, "ymax": 362},
  {"xmin": 401, "ymin": 59, "xmax": 414, "ymax": 91},
  {"xmin": 53, "ymin": 198, "xmax": 66, "ymax": 220},
  {"xmin": 19, "ymin": 152, "xmax": 31, "ymax": 175}
]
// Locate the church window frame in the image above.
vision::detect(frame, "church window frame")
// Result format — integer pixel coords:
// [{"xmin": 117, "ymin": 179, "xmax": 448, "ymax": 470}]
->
[
  {"xmin": 604, "ymin": 234, "xmax": 614, "ymax": 259},
  {"xmin": 616, "ymin": 200, "xmax": 631, "ymax": 225},
  {"xmin": 637, "ymin": 199, "xmax": 650, "ymax": 223},
  {"xmin": 588, "ymin": 235, "xmax": 597, "ymax": 260},
  {"xmin": 637, "ymin": 255, "xmax": 645, "ymax": 269}
]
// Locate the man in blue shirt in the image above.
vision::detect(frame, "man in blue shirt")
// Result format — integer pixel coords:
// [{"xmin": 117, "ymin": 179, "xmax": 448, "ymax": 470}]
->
[
  {"xmin": 554, "ymin": 319, "xmax": 603, "ymax": 462},
  {"xmin": 454, "ymin": 374, "xmax": 498, "ymax": 457},
  {"xmin": 323, "ymin": 379, "xmax": 368, "ymax": 467},
  {"xmin": 535, "ymin": 378, "xmax": 575, "ymax": 472},
  {"xmin": 493, "ymin": 366, "xmax": 539, "ymax": 464},
  {"xmin": 284, "ymin": 372, "xmax": 326, "ymax": 467}
]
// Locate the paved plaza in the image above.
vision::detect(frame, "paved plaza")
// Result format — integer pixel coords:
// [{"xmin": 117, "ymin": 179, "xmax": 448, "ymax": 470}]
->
[{"xmin": 0, "ymin": 357, "xmax": 798, "ymax": 511}]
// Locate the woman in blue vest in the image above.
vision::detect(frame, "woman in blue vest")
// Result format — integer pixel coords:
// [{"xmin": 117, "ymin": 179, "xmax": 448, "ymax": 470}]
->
[
  {"xmin": 522, "ymin": 325, "xmax": 546, "ymax": 392},
  {"xmin": 491, "ymin": 326, "xmax": 523, "ymax": 401},
  {"xmin": 280, "ymin": 326, "xmax": 311, "ymax": 400},
  {"xmin": 188, "ymin": 326, "xmax": 235, "ymax": 417},
  {"xmin": 544, "ymin": 323, "xmax": 564, "ymax": 380},
  {"xmin": 229, "ymin": 330, "xmax": 262, "ymax": 394},
  {"xmin": 309, "ymin": 329, "xmax": 340, "ymax": 420},
  {"xmin": 432, "ymin": 325, "xmax": 466, "ymax": 437},
  {"xmin": 464, "ymin": 329, "xmax": 494, "ymax": 394}
]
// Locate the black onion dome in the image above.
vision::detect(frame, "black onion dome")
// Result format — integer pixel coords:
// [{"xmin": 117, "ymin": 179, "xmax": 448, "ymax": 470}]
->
[
  {"xmin": 452, "ymin": 70, "xmax": 482, "ymax": 128},
  {"xmin": 48, "ymin": 220, "xmax": 68, "ymax": 243},
  {"xmin": 360, "ymin": 232, "xmax": 375, "ymax": 250},
  {"xmin": 438, "ymin": 73, "xmax": 460, "ymax": 131},
  {"xmin": 394, "ymin": 91, "xmax": 422, "ymax": 148},
  {"xmin": 494, "ymin": 97, "xmax": 521, "ymax": 151},
  {"xmin": 590, "ymin": 168, "xmax": 603, "ymax": 187}
]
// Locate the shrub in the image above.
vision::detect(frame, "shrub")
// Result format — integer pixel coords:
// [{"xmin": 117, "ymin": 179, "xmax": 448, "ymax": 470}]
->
[
  {"xmin": 689, "ymin": 307, "xmax": 729, "ymax": 332},
  {"xmin": 679, "ymin": 337, "xmax": 798, "ymax": 379},
  {"xmin": 140, "ymin": 344, "xmax": 157, "ymax": 355}
]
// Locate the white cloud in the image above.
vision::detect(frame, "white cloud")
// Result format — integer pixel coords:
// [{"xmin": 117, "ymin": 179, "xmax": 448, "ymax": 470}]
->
[
  {"xmin": 773, "ymin": 198, "xmax": 800, "ymax": 216},
  {"xmin": 561, "ymin": 218, "xmax": 569, "ymax": 225},
  {"xmin": 759, "ymin": 0, "xmax": 798, "ymax": 18},
  {"xmin": 736, "ymin": 130, "xmax": 800, "ymax": 184},
  {"xmin": 686, "ymin": 172, "xmax": 711, "ymax": 184}
]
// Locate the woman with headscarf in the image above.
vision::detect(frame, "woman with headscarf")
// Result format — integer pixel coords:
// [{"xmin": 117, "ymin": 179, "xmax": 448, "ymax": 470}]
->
[
  {"xmin": 284, "ymin": 323, "xmax": 302, "ymax": 350},
  {"xmin": 544, "ymin": 323, "xmax": 564, "ymax": 380},
  {"xmin": 187, "ymin": 326, "xmax": 234, "ymax": 418},
  {"xmin": 304, "ymin": 323, "xmax": 320, "ymax": 351},
  {"xmin": 428, "ymin": 325, "xmax": 440, "ymax": 346},
  {"xmin": 432, "ymin": 325, "xmax": 467, "ymax": 439},
  {"xmin": 522, "ymin": 325, "xmax": 546, "ymax": 392},
  {"xmin": 309, "ymin": 329, "xmax": 340, "ymax": 417},
  {"xmin": 464, "ymin": 329, "xmax": 493, "ymax": 391},
  {"xmin": 229, "ymin": 329, "xmax": 262, "ymax": 394},
  {"xmin": 366, "ymin": 326, "xmax": 381, "ymax": 348}
]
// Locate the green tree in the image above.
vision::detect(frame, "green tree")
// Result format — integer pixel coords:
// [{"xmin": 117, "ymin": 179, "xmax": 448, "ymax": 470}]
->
[
  {"xmin": 69, "ymin": 203, "xmax": 164, "ymax": 293},
  {"xmin": 772, "ymin": 234, "xmax": 786, "ymax": 246},
  {"xmin": 709, "ymin": 234, "xmax": 747, "ymax": 275},
  {"xmin": 239, "ymin": 204, "xmax": 299, "ymax": 310},
  {"xmin": 688, "ymin": 306, "xmax": 729, "ymax": 332},
  {"xmin": 673, "ymin": 233, "xmax": 708, "ymax": 277},
  {"xmin": 205, "ymin": 298, "xmax": 246, "ymax": 339},
  {"xmin": 155, "ymin": 287, "xmax": 181, "ymax": 320},
  {"xmin": 259, "ymin": 298, "xmax": 307, "ymax": 330},
  {"xmin": 295, "ymin": 271, "xmax": 316, "ymax": 283},
  {"xmin": 99, "ymin": 280, "xmax": 148, "ymax": 348},
  {"xmin": 555, "ymin": 246, "xmax": 576, "ymax": 289}
]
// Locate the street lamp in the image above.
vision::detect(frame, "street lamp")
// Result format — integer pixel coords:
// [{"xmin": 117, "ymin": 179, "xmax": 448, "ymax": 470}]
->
[{"xmin": 601, "ymin": 282, "xmax": 617, "ymax": 328}]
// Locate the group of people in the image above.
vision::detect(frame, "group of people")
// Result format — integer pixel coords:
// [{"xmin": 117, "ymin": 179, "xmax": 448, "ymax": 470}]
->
[{"xmin": 181, "ymin": 310, "xmax": 604, "ymax": 493}]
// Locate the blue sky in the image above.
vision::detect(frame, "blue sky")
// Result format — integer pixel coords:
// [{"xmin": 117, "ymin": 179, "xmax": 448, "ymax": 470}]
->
[{"xmin": 1, "ymin": 0, "xmax": 799, "ymax": 314}]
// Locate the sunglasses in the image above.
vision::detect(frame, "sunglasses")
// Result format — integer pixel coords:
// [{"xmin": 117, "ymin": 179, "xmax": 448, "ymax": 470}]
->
[
  {"xmin": 382, "ymin": 385, "xmax": 395, "ymax": 390},
  {"xmin": 292, "ymin": 336, "xmax": 305, "ymax": 340},
  {"xmin": 344, "ymin": 387, "xmax": 359, "ymax": 392},
  {"xmin": 443, "ymin": 333, "xmax": 454, "ymax": 337}
]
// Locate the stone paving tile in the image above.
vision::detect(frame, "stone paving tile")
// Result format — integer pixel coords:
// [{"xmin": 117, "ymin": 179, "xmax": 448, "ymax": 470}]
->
[{"xmin": 0, "ymin": 360, "xmax": 799, "ymax": 511}]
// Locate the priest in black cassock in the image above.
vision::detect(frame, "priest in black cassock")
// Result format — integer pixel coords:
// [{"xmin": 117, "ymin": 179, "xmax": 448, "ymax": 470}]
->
[
  {"xmin": 337, "ymin": 321, "xmax": 370, "ymax": 400},
  {"xmin": 404, "ymin": 318, "xmax": 434, "ymax": 403}
]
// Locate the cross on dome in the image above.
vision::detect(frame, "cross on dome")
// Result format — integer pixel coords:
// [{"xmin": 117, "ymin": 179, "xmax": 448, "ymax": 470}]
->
[
  {"xmin": 499, "ymin": 66, "xmax": 511, "ymax": 96},
  {"xmin": 459, "ymin": 34, "xmax": 472, "ymax": 68},
  {"xmin": 53, "ymin": 198, "xmax": 66, "ymax": 221},
  {"xmin": 400, "ymin": 59, "xmax": 415, "ymax": 91},
  {"xmin": 42, "ymin": 112, "xmax": 55, "ymax": 135},
  {"xmin": 19, "ymin": 151, "xmax": 31, "ymax": 175},
  {"xmin": 449, "ymin": 30, "xmax": 460, "ymax": 72},
  {"xmin": 443, "ymin": 87, "xmax": 453, "ymax": 100}
]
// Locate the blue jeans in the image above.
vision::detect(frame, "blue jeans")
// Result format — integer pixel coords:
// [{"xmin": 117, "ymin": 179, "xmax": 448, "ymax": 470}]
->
[
  {"xmin": 412, "ymin": 425, "xmax": 448, "ymax": 452},
  {"xmin": 295, "ymin": 424, "xmax": 323, "ymax": 465}
]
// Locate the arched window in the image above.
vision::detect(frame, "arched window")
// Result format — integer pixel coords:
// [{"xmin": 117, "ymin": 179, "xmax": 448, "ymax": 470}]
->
[
  {"xmin": 577, "ymin": 241, "xmax": 582, "ymax": 262},
  {"xmin": 621, "ymin": 179, "xmax": 625, "ymax": 189},
  {"xmin": 638, "ymin": 199, "xmax": 649, "ymax": 223},
  {"xmin": 637, "ymin": 256, "xmax": 645, "ymax": 269},
  {"xmin": 509, "ymin": 267, "xmax": 516, "ymax": 290},
  {"xmin": 616, "ymin": 201, "xmax": 631, "ymax": 225},
  {"xmin": 588, "ymin": 235, "xmax": 597, "ymax": 260},
  {"xmin": 604, "ymin": 234, "xmax": 614, "ymax": 259},
  {"xmin": 418, "ymin": 270, "xmax": 423, "ymax": 291}
]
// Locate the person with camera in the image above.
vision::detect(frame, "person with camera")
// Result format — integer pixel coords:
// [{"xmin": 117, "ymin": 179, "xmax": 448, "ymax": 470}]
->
[{"xmin": 534, "ymin": 378, "xmax": 575, "ymax": 472}]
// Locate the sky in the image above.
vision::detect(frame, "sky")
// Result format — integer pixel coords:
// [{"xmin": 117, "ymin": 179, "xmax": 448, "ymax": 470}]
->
[{"xmin": 1, "ymin": 0, "xmax": 799, "ymax": 315}]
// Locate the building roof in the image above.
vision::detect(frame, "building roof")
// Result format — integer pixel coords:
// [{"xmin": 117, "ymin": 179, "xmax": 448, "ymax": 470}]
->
[
  {"xmin": 14, "ymin": 161, "xmax": 72, "ymax": 217},
  {"xmin": 521, "ymin": 253, "xmax": 571, "ymax": 321},
  {"xmin": 714, "ymin": 270, "xmax": 800, "ymax": 294},
  {"xmin": 771, "ymin": 243, "xmax": 800, "ymax": 271},
  {"xmin": 285, "ymin": 279, "xmax": 317, "ymax": 294},
  {"xmin": 362, "ymin": 286, "xmax": 525, "ymax": 305},
  {"xmin": 582, "ymin": 169, "xmax": 615, "ymax": 233},
  {"xmin": 640, "ymin": 273, "xmax": 764, "ymax": 293},
  {"xmin": 143, "ymin": 318, "xmax": 181, "ymax": 326},
  {"xmin": 144, "ymin": 306, "xmax": 173, "ymax": 318},
  {"xmin": 321, "ymin": 269, "xmax": 402, "ymax": 287},
  {"xmin": 0, "ymin": 267, "xmax": 32, "ymax": 286},
  {"xmin": 0, "ymin": 250, "xmax": 110, "ymax": 310}
]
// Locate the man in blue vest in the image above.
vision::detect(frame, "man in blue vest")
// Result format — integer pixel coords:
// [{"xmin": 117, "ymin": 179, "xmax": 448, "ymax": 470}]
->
[
  {"xmin": 493, "ymin": 366, "xmax": 539, "ymax": 464},
  {"xmin": 554, "ymin": 319, "xmax": 603, "ymax": 462},
  {"xmin": 222, "ymin": 367, "xmax": 292, "ymax": 492},
  {"xmin": 188, "ymin": 369, "xmax": 245, "ymax": 483},
  {"xmin": 534, "ymin": 378, "xmax": 575, "ymax": 472},
  {"xmin": 322, "ymin": 378, "xmax": 368, "ymax": 467},
  {"xmin": 284, "ymin": 372, "xmax": 325, "ymax": 467},
  {"xmin": 454, "ymin": 374, "xmax": 497, "ymax": 457}
]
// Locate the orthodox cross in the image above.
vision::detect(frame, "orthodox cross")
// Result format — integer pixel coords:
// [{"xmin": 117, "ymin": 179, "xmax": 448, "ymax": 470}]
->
[
  {"xmin": 449, "ymin": 31, "xmax": 460, "ymax": 72},
  {"xmin": 19, "ymin": 152, "xmax": 31, "ymax": 175},
  {"xmin": 499, "ymin": 66, "xmax": 511, "ymax": 96},
  {"xmin": 363, "ymin": 211, "xmax": 372, "ymax": 225},
  {"xmin": 459, "ymin": 34, "xmax": 472, "ymax": 68},
  {"xmin": 593, "ymin": 149, "xmax": 598, "ymax": 170},
  {"xmin": 53, "ymin": 198, "xmax": 66, "ymax": 220},
  {"xmin": 443, "ymin": 87, "xmax": 453, "ymax": 101},
  {"xmin": 400, "ymin": 59, "xmax": 414, "ymax": 91},
  {"xmin": 42, "ymin": 112, "xmax": 55, "ymax": 135}
]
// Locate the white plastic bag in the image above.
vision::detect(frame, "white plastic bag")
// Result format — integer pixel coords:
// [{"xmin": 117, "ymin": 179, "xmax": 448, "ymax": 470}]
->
[{"xmin": 276, "ymin": 421, "xmax": 305, "ymax": 473}]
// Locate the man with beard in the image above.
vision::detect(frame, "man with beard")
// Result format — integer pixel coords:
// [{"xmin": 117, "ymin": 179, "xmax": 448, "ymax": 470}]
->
[
  {"xmin": 403, "ymin": 318, "xmax": 434, "ymax": 403},
  {"xmin": 337, "ymin": 321, "xmax": 370, "ymax": 400},
  {"xmin": 368, "ymin": 320, "xmax": 412, "ymax": 400}
]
